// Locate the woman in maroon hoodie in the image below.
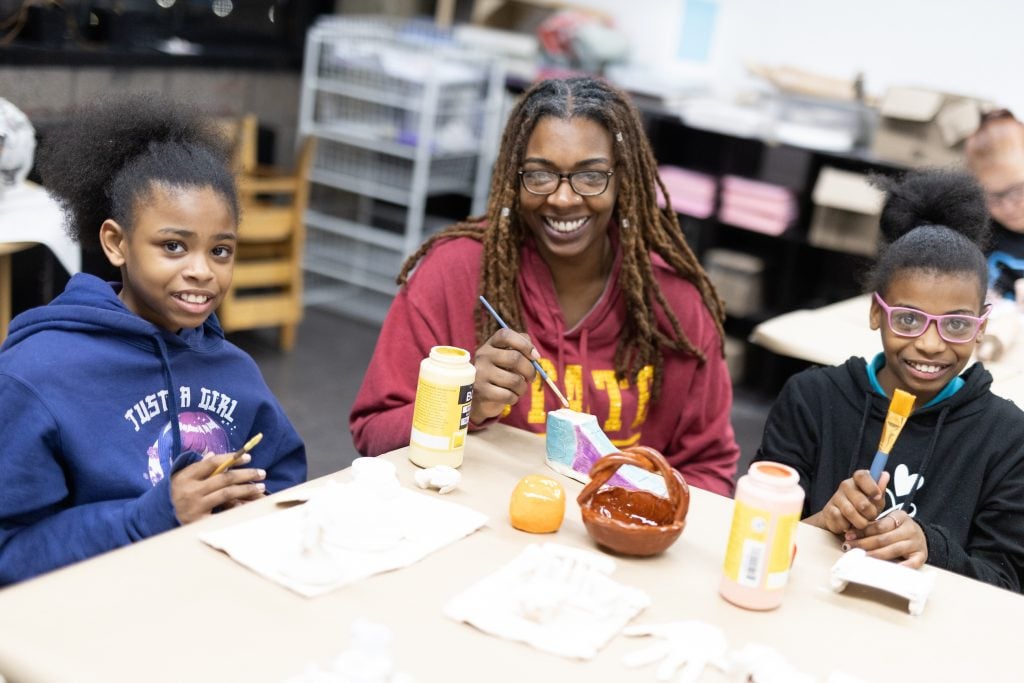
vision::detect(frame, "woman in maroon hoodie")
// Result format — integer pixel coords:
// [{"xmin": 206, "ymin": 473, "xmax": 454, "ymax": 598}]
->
[{"xmin": 350, "ymin": 76, "xmax": 739, "ymax": 495}]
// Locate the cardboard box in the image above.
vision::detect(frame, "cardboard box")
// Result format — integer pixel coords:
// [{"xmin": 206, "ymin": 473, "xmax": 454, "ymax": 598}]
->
[
  {"xmin": 704, "ymin": 248, "xmax": 764, "ymax": 318},
  {"xmin": 870, "ymin": 87, "xmax": 985, "ymax": 167},
  {"xmin": 471, "ymin": 0, "xmax": 564, "ymax": 32},
  {"xmin": 808, "ymin": 167, "xmax": 885, "ymax": 257}
]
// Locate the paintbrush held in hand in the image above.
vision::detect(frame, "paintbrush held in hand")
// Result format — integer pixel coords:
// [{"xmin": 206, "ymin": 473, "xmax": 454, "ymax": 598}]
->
[
  {"xmin": 478, "ymin": 295, "xmax": 570, "ymax": 409},
  {"xmin": 210, "ymin": 432, "xmax": 264, "ymax": 477},
  {"xmin": 869, "ymin": 390, "xmax": 916, "ymax": 481}
]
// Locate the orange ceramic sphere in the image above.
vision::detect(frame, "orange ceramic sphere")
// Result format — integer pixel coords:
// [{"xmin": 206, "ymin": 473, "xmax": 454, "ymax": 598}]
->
[{"xmin": 509, "ymin": 474, "xmax": 566, "ymax": 533}]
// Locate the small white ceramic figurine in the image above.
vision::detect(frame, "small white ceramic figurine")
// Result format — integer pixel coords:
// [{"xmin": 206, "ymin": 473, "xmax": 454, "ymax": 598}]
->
[{"xmin": 413, "ymin": 465, "xmax": 461, "ymax": 494}]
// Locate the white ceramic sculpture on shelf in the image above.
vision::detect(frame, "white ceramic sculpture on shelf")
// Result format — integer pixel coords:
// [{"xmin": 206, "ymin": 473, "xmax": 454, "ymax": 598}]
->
[{"xmin": 0, "ymin": 98, "xmax": 36, "ymax": 199}]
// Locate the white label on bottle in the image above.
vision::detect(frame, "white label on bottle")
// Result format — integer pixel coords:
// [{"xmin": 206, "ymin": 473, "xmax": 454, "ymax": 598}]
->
[
  {"xmin": 740, "ymin": 539, "xmax": 765, "ymax": 587},
  {"xmin": 410, "ymin": 426, "xmax": 454, "ymax": 451}
]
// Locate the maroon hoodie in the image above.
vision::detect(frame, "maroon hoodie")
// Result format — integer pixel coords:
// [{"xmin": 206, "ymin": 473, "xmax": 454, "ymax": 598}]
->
[{"xmin": 350, "ymin": 231, "xmax": 739, "ymax": 495}]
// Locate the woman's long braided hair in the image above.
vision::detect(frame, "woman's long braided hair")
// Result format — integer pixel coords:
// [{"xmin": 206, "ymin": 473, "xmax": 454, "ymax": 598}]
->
[{"xmin": 397, "ymin": 77, "xmax": 725, "ymax": 397}]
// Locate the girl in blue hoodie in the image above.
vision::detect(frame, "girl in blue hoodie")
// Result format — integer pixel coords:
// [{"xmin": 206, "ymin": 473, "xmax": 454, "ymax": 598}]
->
[{"xmin": 0, "ymin": 95, "xmax": 307, "ymax": 585}]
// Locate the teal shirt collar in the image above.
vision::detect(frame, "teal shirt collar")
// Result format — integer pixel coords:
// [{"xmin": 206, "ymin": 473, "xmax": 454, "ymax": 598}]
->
[{"xmin": 866, "ymin": 353, "xmax": 964, "ymax": 408}]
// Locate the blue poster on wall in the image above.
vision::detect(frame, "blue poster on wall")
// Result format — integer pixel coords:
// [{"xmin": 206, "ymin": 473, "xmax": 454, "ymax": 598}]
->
[{"xmin": 678, "ymin": 0, "xmax": 719, "ymax": 63}]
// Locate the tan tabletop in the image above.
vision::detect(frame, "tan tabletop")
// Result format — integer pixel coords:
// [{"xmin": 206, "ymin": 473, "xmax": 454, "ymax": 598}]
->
[
  {"xmin": 751, "ymin": 293, "xmax": 1024, "ymax": 406},
  {"xmin": 0, "ymin": 424, "xmax": 1018, "ymax": 682}
]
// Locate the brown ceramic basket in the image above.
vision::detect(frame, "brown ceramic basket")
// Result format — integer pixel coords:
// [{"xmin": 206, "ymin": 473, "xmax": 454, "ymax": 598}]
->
[{"xmin": 577, "ymin": 445, "xmax": 690, "ymax": 557}]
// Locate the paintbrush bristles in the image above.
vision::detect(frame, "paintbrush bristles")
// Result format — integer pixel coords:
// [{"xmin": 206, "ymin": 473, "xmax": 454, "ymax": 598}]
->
[
  {"xmin": 890, "ymin": 389, "xmax": 915, "ymax": 417},
  {"xmin": 870, "ymin": 388, "xmax": 917, "ymax": 481},
  {"xmin": 876, "ymin": 390, "xmax": 916, "ymax": 456},
  {"xmin": 242, "ymin": 432, "xmax": 264, "ymax": 453}
]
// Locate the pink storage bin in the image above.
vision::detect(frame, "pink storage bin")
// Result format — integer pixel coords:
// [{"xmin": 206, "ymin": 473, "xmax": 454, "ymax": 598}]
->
[
  {"xmin": 656, "ymin": 165, "xmax": 717, "ymax": 219},
  {"xmin": 720, "ymin": 175, "xmax": 795, "ymax": 202},
  {"xmin": 720, "ymin": 191, "xmax": 797, "ymax": 223},
  {"xmin": 718, "ymin": 205, "xmax": 793, "ymax": 236}
]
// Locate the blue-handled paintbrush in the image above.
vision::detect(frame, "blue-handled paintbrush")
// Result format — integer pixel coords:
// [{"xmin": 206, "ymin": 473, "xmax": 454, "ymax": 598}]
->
[
  {"xmin": 869, "ymin": 389, "xmax": 916, "ymax": 481},
  {"xmin": 478, "ymin": 295, "xmax": 570, "ymax": 409}
]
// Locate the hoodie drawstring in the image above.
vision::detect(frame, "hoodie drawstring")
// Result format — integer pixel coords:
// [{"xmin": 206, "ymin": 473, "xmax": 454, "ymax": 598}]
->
[
  {"xmin": 152, "ymin": 333, "xmax": 183, "ymax": 462},
  {"xmin": 847, "ymin": 392, "xmax": 873, "ymax": 477},
  {"xmin": 579, "ymin": 326, "xmax": 590, "ymax": 413},
  {"xmin": 851, "ymin": 387, "xmax": 948, "ymax": 514},
  {"xmin": 902, "ymin": 405, "xmax": 948, "ymax": 513}
]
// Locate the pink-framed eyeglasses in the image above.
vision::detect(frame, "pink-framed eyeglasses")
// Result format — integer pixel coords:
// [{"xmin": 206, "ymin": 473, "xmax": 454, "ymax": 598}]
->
[{"xmin": 873, "ymin": 293, "xmax": 991, "ymax": 344}]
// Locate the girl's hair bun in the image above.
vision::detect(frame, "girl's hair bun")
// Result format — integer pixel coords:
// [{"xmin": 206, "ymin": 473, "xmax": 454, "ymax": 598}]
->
[{"xmin": 872, "ymin": 168, "xmax": 990, "ymax": 248}]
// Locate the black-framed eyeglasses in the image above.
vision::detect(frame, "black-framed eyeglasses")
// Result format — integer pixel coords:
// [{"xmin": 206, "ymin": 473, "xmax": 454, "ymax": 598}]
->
[
  {"xmin": 873, "ymin": 292, "xmax": 991, "ymax": 344},
  {"xmin": 518, "ymin": 169, "xmax": 614, "ymax": 197}
]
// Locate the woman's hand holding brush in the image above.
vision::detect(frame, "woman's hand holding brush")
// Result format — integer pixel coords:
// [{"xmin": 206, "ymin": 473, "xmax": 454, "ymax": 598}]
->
[
  {"xmin": 470, "ymin": 327, "xmax": 547, "ymax": 424},
  {"xmin": 471, "ymin": 296, "xmax": 570, "ymax": 424}
]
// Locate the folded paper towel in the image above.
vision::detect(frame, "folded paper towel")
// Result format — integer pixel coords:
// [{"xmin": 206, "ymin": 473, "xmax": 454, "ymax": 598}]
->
[
  {"xmin": 444, "ymin": 543, "xmax": 650, "ymax": 659},
  {"xmin": 200, "ymin": 477, "xmax": 487, "ymax": 598}
]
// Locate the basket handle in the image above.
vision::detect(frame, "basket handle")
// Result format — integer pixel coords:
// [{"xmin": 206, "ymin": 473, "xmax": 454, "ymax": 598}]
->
[{"xmin": 576, "ymin": 446, "xmax": 690, "ymax": 525}]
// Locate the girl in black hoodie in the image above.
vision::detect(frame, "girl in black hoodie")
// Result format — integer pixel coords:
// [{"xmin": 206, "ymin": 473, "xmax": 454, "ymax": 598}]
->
[{"xmin": 756, "ymin": 169, "xmax": 1024, "ymax": 592}]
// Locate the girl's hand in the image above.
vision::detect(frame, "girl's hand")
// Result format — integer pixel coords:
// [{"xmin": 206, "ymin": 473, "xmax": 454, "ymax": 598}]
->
[
  {"xmin": 170, "ymin": 451, "xmax": 267, "ymax": 524},
  {"xmin": 811, "ymin": 470, "xmax": 890, "ymax": 534},
  {"xmin": 470, "ymin": 327, "xmax": 539, "ymax": 424},
  {"xmin": 843, "ymin": 510, "xmax": 928, "ymax": 568}
]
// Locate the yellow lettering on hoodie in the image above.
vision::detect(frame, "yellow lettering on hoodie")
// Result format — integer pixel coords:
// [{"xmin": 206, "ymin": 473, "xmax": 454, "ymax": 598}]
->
[
  {"xmin": 611, "ymin": 432, "xmax": 642, "ymax": 448},
  {"xmin": 522, "ymin": 363, "xmax": 654, "ymax": 431},
  {"xmin": 631, "ymin": 365, "xmax": 653, "ymax": 428},
  {"xmin": 564, "ymin": 364, "xmax": 584, "ymax": 411},
  {"xmin": 527, "ymin": 358, "xmax": 558, "ymax": 423},
  {"xmin": 592, "ymin": 370, "xmax": 623, "ymax": 432}
]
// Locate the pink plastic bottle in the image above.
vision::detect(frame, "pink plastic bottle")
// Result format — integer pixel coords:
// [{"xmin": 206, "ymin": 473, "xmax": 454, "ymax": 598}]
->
[{"xmin": 719, "ymin": 461, "xmax": 805, "ymax": 610}]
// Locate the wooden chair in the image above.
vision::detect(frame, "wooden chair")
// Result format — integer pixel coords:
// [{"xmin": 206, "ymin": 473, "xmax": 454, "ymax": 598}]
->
[{"xmin": 215, "ymin": 116, "xmax": 314, "ymax": 351}]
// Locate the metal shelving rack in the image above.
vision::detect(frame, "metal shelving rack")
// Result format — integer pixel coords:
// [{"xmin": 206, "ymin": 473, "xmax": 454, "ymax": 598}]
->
[{"xmin": 298, "ymin": 16, "xmax": 506, "ymax": 323}]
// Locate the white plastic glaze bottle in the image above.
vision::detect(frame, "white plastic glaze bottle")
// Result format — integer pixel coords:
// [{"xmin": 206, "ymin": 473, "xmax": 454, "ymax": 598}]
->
[
  {"xmin": 408, "ymin": 346, "xmax": 476, "ymax": 468},
  {"xmin": 720, "ymin": 461, "xmax": 805, "ymax": 610}
]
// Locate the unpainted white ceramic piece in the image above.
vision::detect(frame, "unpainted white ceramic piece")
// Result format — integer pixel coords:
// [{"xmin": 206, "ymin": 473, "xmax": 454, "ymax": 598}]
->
[
  {"xmin": 413, "ymin": 465, "xmax": 461, "ymax": 494},
  {"xmin": 622, "ymin": 620, "xmax": 727, "ymax": 683},
  {"xmin": 443, "ymin": 542, "xmax": 650, "ymax": 659},
  {"xmin": 283, "ymin": 618, "xmax": 416, "ymax": 683},
  {"xmin": 830, "ymin": 548, "xmax": 935, "ymax": 616},
  {"xmin": 713, "ymin": 643, "xmax": 816, "ymax": 683}
]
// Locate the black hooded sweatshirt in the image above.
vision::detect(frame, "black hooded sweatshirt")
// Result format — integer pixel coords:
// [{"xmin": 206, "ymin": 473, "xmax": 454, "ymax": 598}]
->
[{"xmin": 756, "ymin": 356, "xmax": 1024, "ymax": 592}]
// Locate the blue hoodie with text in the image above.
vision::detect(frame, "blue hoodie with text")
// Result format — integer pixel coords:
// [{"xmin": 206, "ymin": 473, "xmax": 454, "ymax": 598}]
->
[{"xmin": 0, "ymin": 273, "xmax": 307, "ymax": 585}]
